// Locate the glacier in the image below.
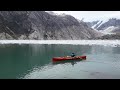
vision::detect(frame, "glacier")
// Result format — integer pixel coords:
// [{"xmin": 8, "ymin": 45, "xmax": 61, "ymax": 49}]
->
[{"xmin": 0, "ymin": 40, "xmax": 120, "ymax": 47}]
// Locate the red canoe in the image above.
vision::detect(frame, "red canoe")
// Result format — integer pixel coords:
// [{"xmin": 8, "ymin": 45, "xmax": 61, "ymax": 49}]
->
[{"xmin": 52, "ymin": 56, "xmax": 86, "ymax": 62}]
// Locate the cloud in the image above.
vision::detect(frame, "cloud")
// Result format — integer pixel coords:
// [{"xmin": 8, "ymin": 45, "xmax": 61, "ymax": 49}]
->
[{"xmin": 53, "ymin": 11, "xmax": 120, "ymax": 22}]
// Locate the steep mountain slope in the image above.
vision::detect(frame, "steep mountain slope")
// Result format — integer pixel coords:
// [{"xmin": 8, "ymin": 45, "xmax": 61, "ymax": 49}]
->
[
  {"xmin": 86, "ymin": 18, "xmax": 120, "ymax": 39},
  {"xmin": 88, "ymin": 18, "xmax": 120, "ymax": 34},
  {"xmin": 86, "ymin": 21, "xmax": 99, "ymax": 28},
  {"xmin": 0, "ymin": 11, "xmax": 101, "ymax": 40}
]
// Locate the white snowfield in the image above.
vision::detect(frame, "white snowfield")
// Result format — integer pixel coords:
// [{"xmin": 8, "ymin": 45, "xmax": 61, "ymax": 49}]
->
[{"xmin": 0, "ymin": 40, "xmax": 120, "ymax": 47}]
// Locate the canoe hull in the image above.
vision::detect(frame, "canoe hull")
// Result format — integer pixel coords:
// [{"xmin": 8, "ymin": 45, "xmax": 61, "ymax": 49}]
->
[{"xmin": 52, "ymin": 56, "xmax": 86, "ymax": 62}]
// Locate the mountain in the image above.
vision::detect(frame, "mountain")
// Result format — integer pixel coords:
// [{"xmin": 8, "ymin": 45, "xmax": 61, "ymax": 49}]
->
[
  {"xmin": 86, "ymin": 18, "xmax": 120, "ymax": 39},
  {"xmin": 0, "ymin": 11, "xmax": 102, "ymax": 40},
  {"xmin": 87, "ymin": 18, "xmax": 120, "ymax": 34},
  {"xmin": 86, "ymin": 21, "xmax": 99, "ymax": 28}
]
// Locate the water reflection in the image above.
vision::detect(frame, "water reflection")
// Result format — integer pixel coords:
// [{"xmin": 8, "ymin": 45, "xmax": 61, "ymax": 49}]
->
[
  {"xmin": 0, "ymin": 44, "xmax": 120, "ymax": 79},
  {"xmin": 52, "ymin": 59, "xmax": 86, "ymax": 66},
  {"xmin": 112, "ymin": 47, "xmax": 120, "ymax": 54}
]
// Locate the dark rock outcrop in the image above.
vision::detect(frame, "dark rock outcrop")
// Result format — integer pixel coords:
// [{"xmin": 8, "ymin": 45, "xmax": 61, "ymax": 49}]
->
[{"xmin": 92, "ymin": 33, "xmax": 120, "ymax": 40}]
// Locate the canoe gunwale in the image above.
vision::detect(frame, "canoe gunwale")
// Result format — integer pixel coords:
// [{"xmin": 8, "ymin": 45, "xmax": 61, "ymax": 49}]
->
[{"xmin": 52, "ymin": 56, "xmax": 86, "ymax": 62}]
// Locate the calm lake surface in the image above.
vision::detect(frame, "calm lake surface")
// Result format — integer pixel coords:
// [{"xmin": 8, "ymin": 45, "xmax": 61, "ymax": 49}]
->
[{"xmin": 0, "ymin": 44, "xmax": 120, "ymax": 79}]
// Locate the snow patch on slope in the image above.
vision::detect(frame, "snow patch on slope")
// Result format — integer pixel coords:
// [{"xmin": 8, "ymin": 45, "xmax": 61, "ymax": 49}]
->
[
  {"xmin": 97, "ymin": 19, "xmax": 109, "ymax": 29},
  {"xmin": 99, "ymin": 26, "xmax": 118, "ymax": 35},
  {"xmin": 91, "ymin": 17, "xmax": 120, "ymax": 30},
  {"xmin": 92, "ymin": 21, "xmax": 102, "ymax": 29},
  {"xmin": 92, "ymin": 19, "xmax": 109, "ymax": 29}
]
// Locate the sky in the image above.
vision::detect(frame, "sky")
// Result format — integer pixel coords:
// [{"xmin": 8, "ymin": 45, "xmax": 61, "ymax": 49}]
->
[{"xmin": 53, "ymin": 11, "xmax": 120, "ymax": 22}]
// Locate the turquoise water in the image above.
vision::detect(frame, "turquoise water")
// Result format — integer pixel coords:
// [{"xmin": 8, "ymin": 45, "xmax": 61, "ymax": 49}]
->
[{"xmin": 0, "ymin": 44, "xmax": 120, "ymax": 79}]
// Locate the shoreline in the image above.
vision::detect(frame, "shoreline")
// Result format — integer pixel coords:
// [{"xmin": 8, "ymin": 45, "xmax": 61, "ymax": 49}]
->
[{"xmin": 0, "ymin": 40, "xmax": 120, "ymax": 47}]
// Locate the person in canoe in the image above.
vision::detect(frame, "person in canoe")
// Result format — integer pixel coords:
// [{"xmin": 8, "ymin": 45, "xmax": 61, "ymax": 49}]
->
[
  {"xmin": 70, "ymin": 53, "xmax": 76, "ymax": 57},
  {"xmin": 66, "ymin": 53, "xmax": 76, "ymax": 58}
]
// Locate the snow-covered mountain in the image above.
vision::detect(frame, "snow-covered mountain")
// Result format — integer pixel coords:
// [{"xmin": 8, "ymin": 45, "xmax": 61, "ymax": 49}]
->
[
  {"xmin": 87, "ymin": 18, "xmax": 120, "ymax": 34},
  {"xmin": 86, "ymin": 18, "xmax": 120, "ymax": 39}
]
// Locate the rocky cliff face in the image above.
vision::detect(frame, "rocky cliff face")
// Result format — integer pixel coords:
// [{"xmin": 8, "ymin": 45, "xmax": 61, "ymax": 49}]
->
[{"xmin": 0, "ymin": 11, "xmax": 101, "ymax": 40}]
